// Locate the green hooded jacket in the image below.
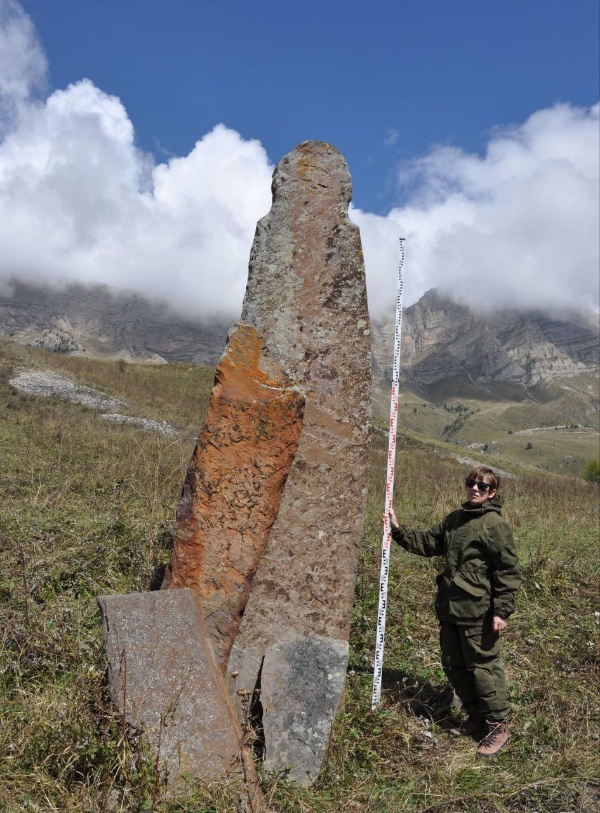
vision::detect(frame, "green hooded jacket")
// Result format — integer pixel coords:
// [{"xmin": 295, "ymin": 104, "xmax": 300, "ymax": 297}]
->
[{"xmin": 391, "ymin": 495, "xmax": 521, "ymax": 625}]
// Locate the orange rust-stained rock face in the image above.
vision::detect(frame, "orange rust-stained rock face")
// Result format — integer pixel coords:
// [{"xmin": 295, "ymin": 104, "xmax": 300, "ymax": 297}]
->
[{"xmin": 162, "ymin": 323, "xmax": 304, "ymax": 668}]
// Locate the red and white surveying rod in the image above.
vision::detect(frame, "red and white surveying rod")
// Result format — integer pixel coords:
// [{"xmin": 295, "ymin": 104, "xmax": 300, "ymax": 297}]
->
[{"xmin": 371, "ymin": 238, "xmax": 405, "ymax": 710}]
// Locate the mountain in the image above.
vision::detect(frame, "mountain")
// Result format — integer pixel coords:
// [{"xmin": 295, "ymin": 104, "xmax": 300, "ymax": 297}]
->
[
  {"xmin": 371, "ymin": 288, "xmax": 599, "ymax": 401},
  {"xmin": 0, "ymin": 280, "xmax": 229, "ymax": 366},
  {"xmin": 1, "ymin": 280, "xmax": 598, "ymax": 472}
]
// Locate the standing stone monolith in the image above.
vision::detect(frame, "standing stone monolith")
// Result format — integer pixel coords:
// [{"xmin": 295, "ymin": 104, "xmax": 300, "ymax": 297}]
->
[{"xmin": 226, "ymin": 141, "xmax": 371, "ymax": 782}]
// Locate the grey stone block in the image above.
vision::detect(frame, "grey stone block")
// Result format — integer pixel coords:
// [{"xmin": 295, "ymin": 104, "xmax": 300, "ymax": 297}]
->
[
  {"xmin": 97, "ymin": 589, "xmax": 244, "ymax": 787},
  {"xmin": 261, "ymin": 635, "xmax": 349, "ymax": 786}
]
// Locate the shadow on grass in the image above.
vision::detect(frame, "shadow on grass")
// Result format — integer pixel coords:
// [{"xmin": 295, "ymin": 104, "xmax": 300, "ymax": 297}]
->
[{"xmin": 358, "ymin": 666, "xmax": 460, "ymax": 730}]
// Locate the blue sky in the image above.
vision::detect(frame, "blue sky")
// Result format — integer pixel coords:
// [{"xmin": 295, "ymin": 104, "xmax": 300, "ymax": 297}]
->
[
  {"xmin": 1, "ymin": 0, "xmax": 598, "ymax": 318},
  {"xmin": 20, "ymin": 0, "xmax": 599, "ymax": 212}
]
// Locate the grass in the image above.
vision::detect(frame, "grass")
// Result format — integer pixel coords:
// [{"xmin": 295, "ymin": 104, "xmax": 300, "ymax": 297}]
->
[
  {"xmin": 0, "ymin": 340, "xmax": 598, "ymax": 812},
  {"xmin": 377, "ymin": 383, "xmax": 600, "ymax": 478}
]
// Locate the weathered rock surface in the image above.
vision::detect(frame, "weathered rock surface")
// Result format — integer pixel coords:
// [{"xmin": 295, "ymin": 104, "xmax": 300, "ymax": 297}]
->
[
  {"xmin": 162, "ymin": 322, "xmax": 305, "ymax": 667},
  {"xmin": 0, "ymin": 279, "xmax": 229, "ymax": 365},
  {"xmin": 33, "ymin": 327, "xmax": 85, "ymax": 354},
  {"xmin": 226, "ymin": 142, "xmax": 371, "ymax": 721},
  {"xmin": 371, "ymin": 288, "xmax": 600, "ymax": 395},
  {"xmin": 261, "ymin": 636, "xmax": 349, "ymax": 785},
  {"xmin": 97, "ymin": 589, "xmax": 250, "ymax": 790}
]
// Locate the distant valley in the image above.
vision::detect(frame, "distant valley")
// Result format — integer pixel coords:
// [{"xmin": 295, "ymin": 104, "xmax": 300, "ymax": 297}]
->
[{"xmin": 372, "ymin": 289, "xmax": 599, "ymax": 476}]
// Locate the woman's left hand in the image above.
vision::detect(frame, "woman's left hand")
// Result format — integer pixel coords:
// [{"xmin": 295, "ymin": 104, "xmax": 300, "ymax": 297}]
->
[{"xmin": 492, "ymin": 616, "xmax": 507, "ymax": 633}]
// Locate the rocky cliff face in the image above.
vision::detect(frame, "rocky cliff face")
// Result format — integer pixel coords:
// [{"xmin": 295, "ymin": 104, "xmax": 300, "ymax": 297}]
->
[
  {"xmin": 0, "ymin": 280, "xmax": 229, "ymax": 365},
  {"xmin": 372, "ymin": 288, "xmax": 599, "ymax": 397}
]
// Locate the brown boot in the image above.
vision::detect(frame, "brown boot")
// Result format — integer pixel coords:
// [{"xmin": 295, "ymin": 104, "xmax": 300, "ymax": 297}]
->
[
  {"xmin": 476, "ymin": 720, "xmax": 509, "ymax": 756},
  {"xmin": 449, "ymin": 713, "xmax": 486, "ymax": 738}
]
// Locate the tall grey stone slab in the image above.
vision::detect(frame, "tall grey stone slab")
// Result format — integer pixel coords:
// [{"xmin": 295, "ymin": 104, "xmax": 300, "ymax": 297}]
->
[
  {"xmin": 97, "ymin": 589, "xmax": 250, "ymax": 792},
  {"xmin": 227, "ymin": 141, "xmax": 371, "ymax": 779},
  {"xmin": 261, "ymin": 636, "xmax": 349, "ymax": 786}
]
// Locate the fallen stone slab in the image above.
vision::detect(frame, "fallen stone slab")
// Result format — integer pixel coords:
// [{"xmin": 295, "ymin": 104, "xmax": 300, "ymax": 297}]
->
[
  {"xmin": 162, "ymin": 323, "xmax": 304, "ymax": 668},
  {"xmin": 97, "ymin": 588, "xmax": 263, "ymax": 808},
  {"xmin": 260, "ymin": 635, "xmax": 349, "ymax": 786}
]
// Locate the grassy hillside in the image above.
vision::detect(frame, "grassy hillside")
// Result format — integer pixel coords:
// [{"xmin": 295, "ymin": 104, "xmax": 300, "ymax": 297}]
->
[
  {"xmin": 1, "ymin": 341, "xmax": 598, "ymax": 812},
  {"xmin": 372, "ymin": 375, "xmax": 599, "ymax": 479}
]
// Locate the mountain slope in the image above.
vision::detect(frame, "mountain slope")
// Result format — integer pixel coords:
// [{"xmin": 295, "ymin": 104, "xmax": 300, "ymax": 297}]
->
[
  {"xmin": 0, "ymin": 280, "xmax": 230, "ymax": 366},
  {"xmin": 371, "ymin": 288, "xmax": 599, "ymax": 399},
  {"xmin": 1, "ymin": 279, "xmax": 598, "ymax": 476}
]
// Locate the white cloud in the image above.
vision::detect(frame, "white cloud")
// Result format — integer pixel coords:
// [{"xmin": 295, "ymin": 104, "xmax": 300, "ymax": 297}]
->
[
  {"xmin": 354, "ymin": 103, "xmax": 600, "ymax": 315},
  {"xmin": 0, "ymin": 0, "xmax": 46, "ymax": 129},
  {"xmin": 0, "ymin": 2, "xmax": 273, "ymax": 319},
  {"xmin": 0, "ymin": 1, "xmax": 598, "ymax": 324}
]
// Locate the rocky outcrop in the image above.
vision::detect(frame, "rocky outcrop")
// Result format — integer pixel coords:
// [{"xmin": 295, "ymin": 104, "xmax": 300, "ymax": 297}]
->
[
  {"xmin": 162, "ymin": 322, "xmax": 305, "ymax": 667},
  {"xmin": 0, "ymin": 280, "xmax": 229, "ymax": 365},
  {"xmin": 372, "ymin": 289, "xmax": 599, "ymax": 396},
  {"xmin": 225, "ymin": 142, "xmax": 372, "ymax": 779},
  {"xmin": 33, "ymin": 327, "xmax": 85, "ymax": 354}
]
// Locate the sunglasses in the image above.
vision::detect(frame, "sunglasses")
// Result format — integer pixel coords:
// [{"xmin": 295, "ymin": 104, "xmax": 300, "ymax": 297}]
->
[{"xmin": 465, "ymin": 478, "xmax": 491, "ymax": 492}]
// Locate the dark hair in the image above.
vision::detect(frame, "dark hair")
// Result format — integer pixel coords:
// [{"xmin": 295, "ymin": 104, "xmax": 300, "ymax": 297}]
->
[{"xmin": 466, "ymin": 465, "xmax": 500, "ymax": 491}]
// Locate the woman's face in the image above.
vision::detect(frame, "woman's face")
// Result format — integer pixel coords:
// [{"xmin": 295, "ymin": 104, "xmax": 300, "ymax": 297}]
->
[{"xmin": 465, "ymin": 475, "xmax": 497, "ymax": 506}]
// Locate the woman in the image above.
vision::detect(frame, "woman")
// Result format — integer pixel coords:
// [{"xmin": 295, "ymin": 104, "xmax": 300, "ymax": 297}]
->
[{"xmin": 389, "ymin": 465, "xmax": 521, "ymax": 756}]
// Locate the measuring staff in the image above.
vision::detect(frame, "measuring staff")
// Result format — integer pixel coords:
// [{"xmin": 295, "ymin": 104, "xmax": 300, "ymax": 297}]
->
[{"xmin": 371, "ymin": 238, "xmax": 405, "ymax": 710}]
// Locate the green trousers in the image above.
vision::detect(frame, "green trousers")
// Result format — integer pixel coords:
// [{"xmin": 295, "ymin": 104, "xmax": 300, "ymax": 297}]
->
[{"xmin": 440, "ymin": 619, "xmax": 508, "ymax": 722}]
